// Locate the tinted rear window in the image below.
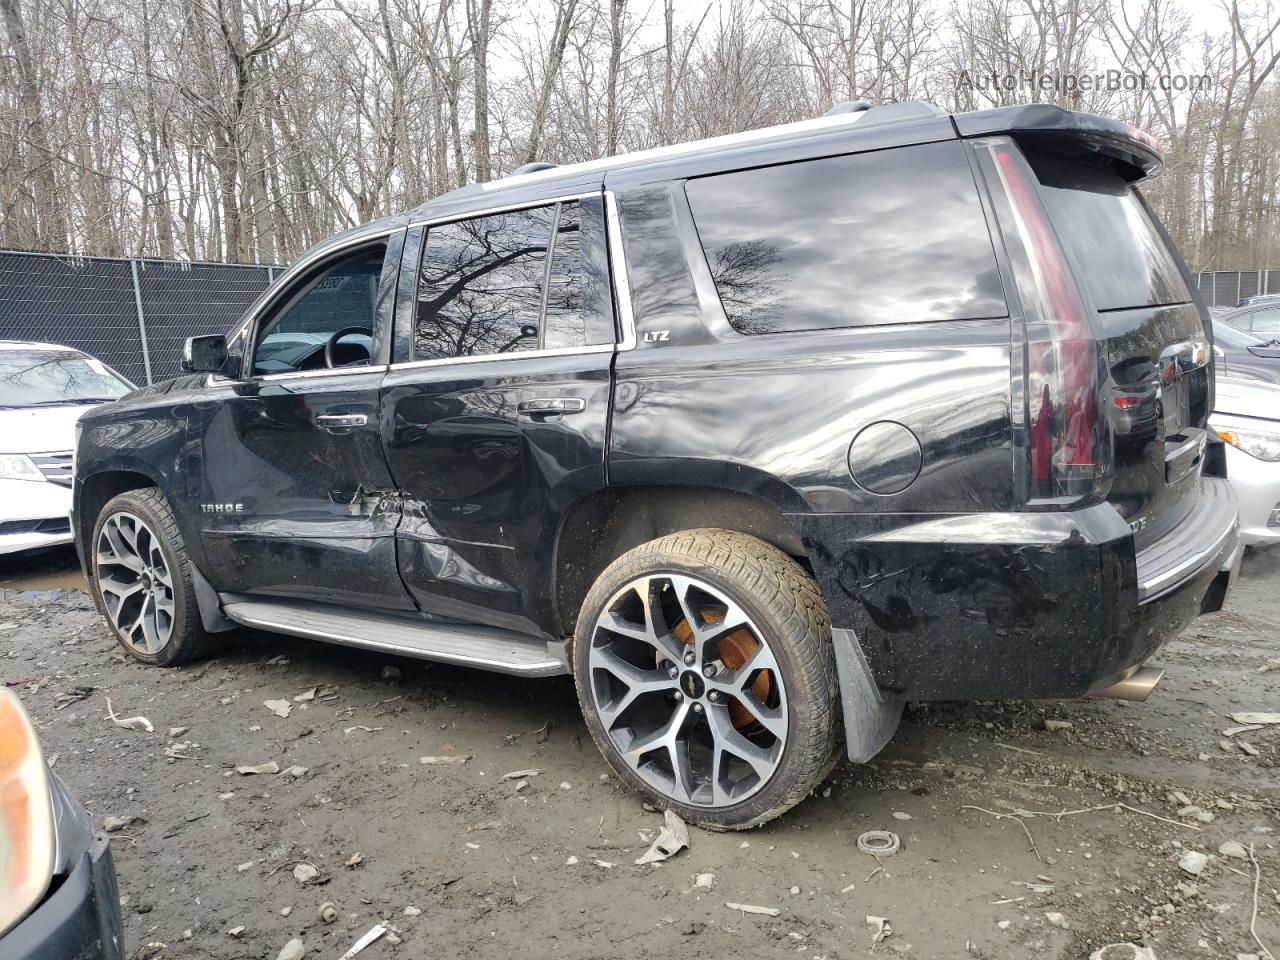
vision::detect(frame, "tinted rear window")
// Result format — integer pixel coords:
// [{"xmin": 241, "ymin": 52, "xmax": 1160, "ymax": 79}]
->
[
  {"xmin": 684, "ymin": 141, "xmax": 1007, "ymax": 335},
  {"xmin": 1028, "ymin": 151, "xmax": 1191, "ymax": 312}
]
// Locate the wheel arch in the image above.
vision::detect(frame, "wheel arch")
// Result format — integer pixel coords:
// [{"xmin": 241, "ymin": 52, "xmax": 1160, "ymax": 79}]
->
[
  {"xmin": 552, "ymin": 484, "xmax": 810, "ymax": 637},
  {"xmin": 76, "ymin": 467, "xmax": 164, "ymax": 561}
]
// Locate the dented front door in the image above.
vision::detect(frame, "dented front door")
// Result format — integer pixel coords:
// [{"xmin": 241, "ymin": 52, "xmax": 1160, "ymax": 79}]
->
[{"xmin": 192, "ymin": 370, "xmax": 414, "ymax": 611}]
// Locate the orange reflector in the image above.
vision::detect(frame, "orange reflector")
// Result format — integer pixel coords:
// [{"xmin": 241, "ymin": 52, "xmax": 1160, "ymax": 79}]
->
[{"xmin": 0, "ymin": 688, "xmax": 55, "ymax": 937}]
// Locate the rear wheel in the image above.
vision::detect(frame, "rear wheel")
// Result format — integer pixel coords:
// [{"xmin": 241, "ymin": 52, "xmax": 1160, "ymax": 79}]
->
[
  {"xmin": 90, "ymin": 488, "xmax": 216, "ymax": 666},
  {"xmin": 573, "ymin": 529, "xmax": 839, "ymax": 829}
]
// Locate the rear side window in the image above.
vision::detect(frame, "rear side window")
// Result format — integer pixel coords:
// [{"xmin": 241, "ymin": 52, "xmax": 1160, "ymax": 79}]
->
[
  {"xmin": 684, "ymin": 141, "xmax": 1007, "ymax": 335},
  {"xmin": 1027, "ymin": 151, "xmax": 1191, "ymax": 312},
  {"xmin": 414, "ymin": 197, "xmax": 614, "ymax": 361}
]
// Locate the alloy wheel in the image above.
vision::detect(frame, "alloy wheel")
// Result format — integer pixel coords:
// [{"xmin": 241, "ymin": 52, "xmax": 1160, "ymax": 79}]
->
[
  {"xmin": 95, "ymin": 511, "xmax": 175, "ymax": 655},
  {"xmin": 587, "ymin": 574, "xmax": 788, "ymax": 808}
]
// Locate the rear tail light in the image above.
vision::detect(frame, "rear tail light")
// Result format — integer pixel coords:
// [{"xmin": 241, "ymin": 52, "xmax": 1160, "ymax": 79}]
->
[
  {"xmin": 0, "ymin": 688, "xmax": 55, "ymax": 937},
  {"xmin": 985, "ymin": 142, "xmax": 1108, "ymax": 501}
]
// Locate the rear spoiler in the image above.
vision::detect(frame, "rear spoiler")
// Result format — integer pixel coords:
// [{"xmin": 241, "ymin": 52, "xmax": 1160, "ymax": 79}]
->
[{"xmin": 953, "ymin": 105, "xmax": 1163, "ymax": 182}]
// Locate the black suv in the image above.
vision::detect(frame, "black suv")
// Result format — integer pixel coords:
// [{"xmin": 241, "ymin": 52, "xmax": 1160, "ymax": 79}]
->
[{"xmin": 73, "ymin": 101, "xmax": 1240, "ymax": 828}]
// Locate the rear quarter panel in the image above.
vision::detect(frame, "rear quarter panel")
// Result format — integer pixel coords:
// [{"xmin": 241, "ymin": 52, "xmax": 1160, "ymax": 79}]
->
[{"xmin": 609, "ymin": 322, "xmax": 1014, "ymax": 515}]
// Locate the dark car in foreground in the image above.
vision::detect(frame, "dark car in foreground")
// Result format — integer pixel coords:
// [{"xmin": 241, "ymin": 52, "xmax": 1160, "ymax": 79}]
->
[
  {"xmin": 72, "ymin": 100, "xmax": 1239, "ymax": 828},
  {"xmin": 0, "ymin": 689, "xmax": 124, "ymax": 959},
  {"xmin": 1213, "ymin": 320, "xmax": 1280, "ymax": 385}
]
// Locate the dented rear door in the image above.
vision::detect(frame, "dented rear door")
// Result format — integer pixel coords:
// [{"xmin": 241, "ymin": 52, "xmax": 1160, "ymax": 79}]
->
[{"xmin": 380, "ymin": 195, "xmax": 615, "ymax": 639}]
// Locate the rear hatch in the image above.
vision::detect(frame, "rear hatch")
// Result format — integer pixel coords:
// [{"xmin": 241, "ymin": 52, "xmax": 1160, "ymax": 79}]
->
[
  {"xmin": 962, "ymin": 108, "xmax": 1211, "ymax": 548},
  {"xmin": 1026, "ymin": 147, "xmax": 1210, "ymax": 546}
]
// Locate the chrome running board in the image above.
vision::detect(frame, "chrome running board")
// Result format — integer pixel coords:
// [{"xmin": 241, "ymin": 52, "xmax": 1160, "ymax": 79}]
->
[{"xmin": 221, "ymin": 599, "xmax": 568, "ymax": 677}]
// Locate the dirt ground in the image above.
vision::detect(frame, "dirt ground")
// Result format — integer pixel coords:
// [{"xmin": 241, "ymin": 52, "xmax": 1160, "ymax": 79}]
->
[{"xmin": 2, "ymin": 545, "xmax": 1278, "ymax": 960}]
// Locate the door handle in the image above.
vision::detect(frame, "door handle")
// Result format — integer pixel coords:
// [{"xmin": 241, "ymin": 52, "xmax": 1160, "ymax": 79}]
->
[
  {"xmin": 517, "ymin": 398, "xmax": 586, "ymax": 416},
  {"xmin": 315, "ymin": 413, "xmax": 368, "ymax": 429}
]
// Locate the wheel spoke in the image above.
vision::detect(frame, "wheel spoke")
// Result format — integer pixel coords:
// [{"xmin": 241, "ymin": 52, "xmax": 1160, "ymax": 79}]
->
[
  {"xmin": 663, "ymin": 575, "xmax": 711, "ymax": 664},
  {"xmin": 667, "ymin": 736, "xmax": 694, "ymax": 804},
  {"xmin": 735, "ymin": 689, "xmax": 788, "ymax": 740},
  {"xmin": 592, "ymin": 645, "xmax": 675, "ymax": 727},
  {"xmin": 621, "ymin": 699, "xmax": 690, "ymax": 765},
  {"xmin": 99, "ymin": 576, "xmax": 144, "ymax": 602},
  {"xmin": 102, "ymin": 523, "xmax": 143, "ymax": 573},
  {"xmin": 724, "ymin": 639, "xmax": 780, "ymax": 687},
  {"xmin": 703, "ymin": 599, "xmax": 751, "ymax": 645},
  {"xmin": 707, "ymin": 704, "xmax": 778, "ymax": 782},
  {"xmin": 599, "ymin": 581, "xmax": 684, "ymax": 664},
  {"xmin": 117, "ymin": 515, "xmax": 141, "ymax": 554},
  {"xmin": 134, "ymin": 593, "xmax": 155, "ymax": 651}
]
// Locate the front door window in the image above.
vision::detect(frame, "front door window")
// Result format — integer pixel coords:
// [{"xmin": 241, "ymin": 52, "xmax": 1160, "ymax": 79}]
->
[{"xmin": 251, "ymin": 244, "xmax": 387, "ymax": 375}]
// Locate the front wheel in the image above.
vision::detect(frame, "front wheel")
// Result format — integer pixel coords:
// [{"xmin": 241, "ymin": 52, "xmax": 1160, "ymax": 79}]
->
[
  {"xmin": 573, "ymin": 529, "xmax": 840, "ymax": 829},
  {"xmin": 89, "ymin": 487, "xmax": 217, "ymax": 666}
]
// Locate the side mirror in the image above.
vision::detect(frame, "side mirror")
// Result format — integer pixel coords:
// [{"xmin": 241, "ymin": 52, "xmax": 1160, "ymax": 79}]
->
[{"xmin": 182, "ymin": 335, "xmax": 229, "ymax": 374}]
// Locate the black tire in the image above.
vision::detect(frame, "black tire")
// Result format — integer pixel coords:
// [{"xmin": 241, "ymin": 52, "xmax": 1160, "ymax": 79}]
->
[
  {"xmin": 89, "ymin": 487, "xmax": 218, "ymax": 666},
  {"xmin": 573, "ymin": 529, "xmax": 840, "ymax": 830}
]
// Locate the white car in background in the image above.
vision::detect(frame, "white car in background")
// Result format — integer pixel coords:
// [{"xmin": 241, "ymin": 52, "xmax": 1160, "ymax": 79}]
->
[
  {"xmin": 0, "ymin": 341, "xmax": 133, "ymax": 556},
  {"xmin": 1211, "ymin": 376, "xmax": 1280, "ymax": 548}
]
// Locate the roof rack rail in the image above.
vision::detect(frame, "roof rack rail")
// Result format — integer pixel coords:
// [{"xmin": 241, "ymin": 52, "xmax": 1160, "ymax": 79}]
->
[
  {"xmin": 824, "ymin": 100, "xmax": 872, "ymax": 116},
  {"xmin": 511, "ymin": 161, "xmax": 559, "ymax": 176},
  {"xmin": 824, "ymin": 99, "xmax": 945, "ymax": 125}
]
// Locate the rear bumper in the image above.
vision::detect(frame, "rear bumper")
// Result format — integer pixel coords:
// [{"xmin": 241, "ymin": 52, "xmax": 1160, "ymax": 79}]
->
[
  {"xmin": 1, "ymin": 831, "xmax": 125, "ymax": 960},
  {"xmin": 795, "ymin": 476, "xmax": 1239, "ymax": 700}
]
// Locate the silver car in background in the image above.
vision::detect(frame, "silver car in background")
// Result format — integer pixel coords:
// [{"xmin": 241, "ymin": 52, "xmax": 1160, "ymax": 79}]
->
[
  {"xmin": 0, "ymin": 341, "xmax": 133, "ymax": 555},
  {"xmin": 1211, "ymin": 377, "xmax": 1280, "ymax": 547}
]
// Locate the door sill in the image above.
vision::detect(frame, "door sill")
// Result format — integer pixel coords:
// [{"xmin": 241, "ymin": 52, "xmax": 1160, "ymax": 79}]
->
[{"xmin": 221, "ymin": 598, "xmax": 568, "ymax": 677}]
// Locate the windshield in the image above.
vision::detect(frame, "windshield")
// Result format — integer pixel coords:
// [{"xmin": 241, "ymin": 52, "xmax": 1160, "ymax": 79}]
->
[{"xmin": 0, "ymin": 350, "xmax": 132, "ymax": 408}]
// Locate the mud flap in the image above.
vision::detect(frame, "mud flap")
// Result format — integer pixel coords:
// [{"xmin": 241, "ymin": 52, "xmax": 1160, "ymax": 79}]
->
[
  {"xmin": 832, "ymin": 627, "xmax": 903, "ymax": 762},
  {"xmin": 191, "ymin": 562, "xmax": 237, "ymax": 633}
]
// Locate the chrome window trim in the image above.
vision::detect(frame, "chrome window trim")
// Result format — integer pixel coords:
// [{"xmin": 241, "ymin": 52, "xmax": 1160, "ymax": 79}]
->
[
  {"xmin": 407, "ymin": 192, "xmax": 599, "ymax": 231},
  {"xmin": 389, "ymin": 344, "xmax": 613, "ymax": 373},
  {"xmin": 254, "ymin": 364, "xmax": 392, "ymax": 383},
  {"xmin": 389, "ymin": 189, "xmax": 634, "ymax": 370},
  {"xmin": 603, "ymin": 190, "xmax": 637, "ymax": 351},
  {"xmin": 202, "ymin": 363, "xmax": 391, "ymax": 388}
]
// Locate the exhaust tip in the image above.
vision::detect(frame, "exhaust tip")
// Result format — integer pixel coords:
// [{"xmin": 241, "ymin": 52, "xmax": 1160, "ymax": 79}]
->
[{"xmin": 1093, "ymin": 665, "xmax": 1164, "ymax": 702}]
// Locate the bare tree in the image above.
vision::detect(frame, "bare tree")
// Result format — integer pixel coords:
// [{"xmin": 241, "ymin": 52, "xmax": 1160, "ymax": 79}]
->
[{"xmin": 2, "ymin": 0, "xmax": 1280, "ymax": 273}]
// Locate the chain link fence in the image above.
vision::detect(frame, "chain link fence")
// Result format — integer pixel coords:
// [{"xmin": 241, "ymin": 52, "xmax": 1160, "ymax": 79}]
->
[
  {"xmin": 1194, "ymin": 270, "xmax": 1280, "ymax": 309},
  {"xmin": 0, "ymin": 249, "xmax": 279, "ymax": 385}
]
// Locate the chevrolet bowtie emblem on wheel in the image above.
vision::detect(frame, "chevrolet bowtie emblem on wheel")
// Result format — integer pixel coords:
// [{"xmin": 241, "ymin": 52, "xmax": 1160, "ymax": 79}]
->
[{"xmin": 680, "ymin": 670, "xmax": 705, "ymax": 700}]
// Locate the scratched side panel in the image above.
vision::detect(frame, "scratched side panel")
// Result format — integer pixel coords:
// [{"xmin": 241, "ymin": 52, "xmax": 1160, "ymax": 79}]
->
[
  {"xmin": 190, "ymin": 370, "xmax": 415, "ymax": 610},
  {"xmin": 610, "ymin": 321, "xmax": 1015, "ymax": 514}
]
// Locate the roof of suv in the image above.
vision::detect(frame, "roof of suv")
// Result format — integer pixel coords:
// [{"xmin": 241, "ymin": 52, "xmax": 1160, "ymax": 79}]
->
[{"xmin": 282, "ymin": 100, "xmax": 1162, "ymax": 291}]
